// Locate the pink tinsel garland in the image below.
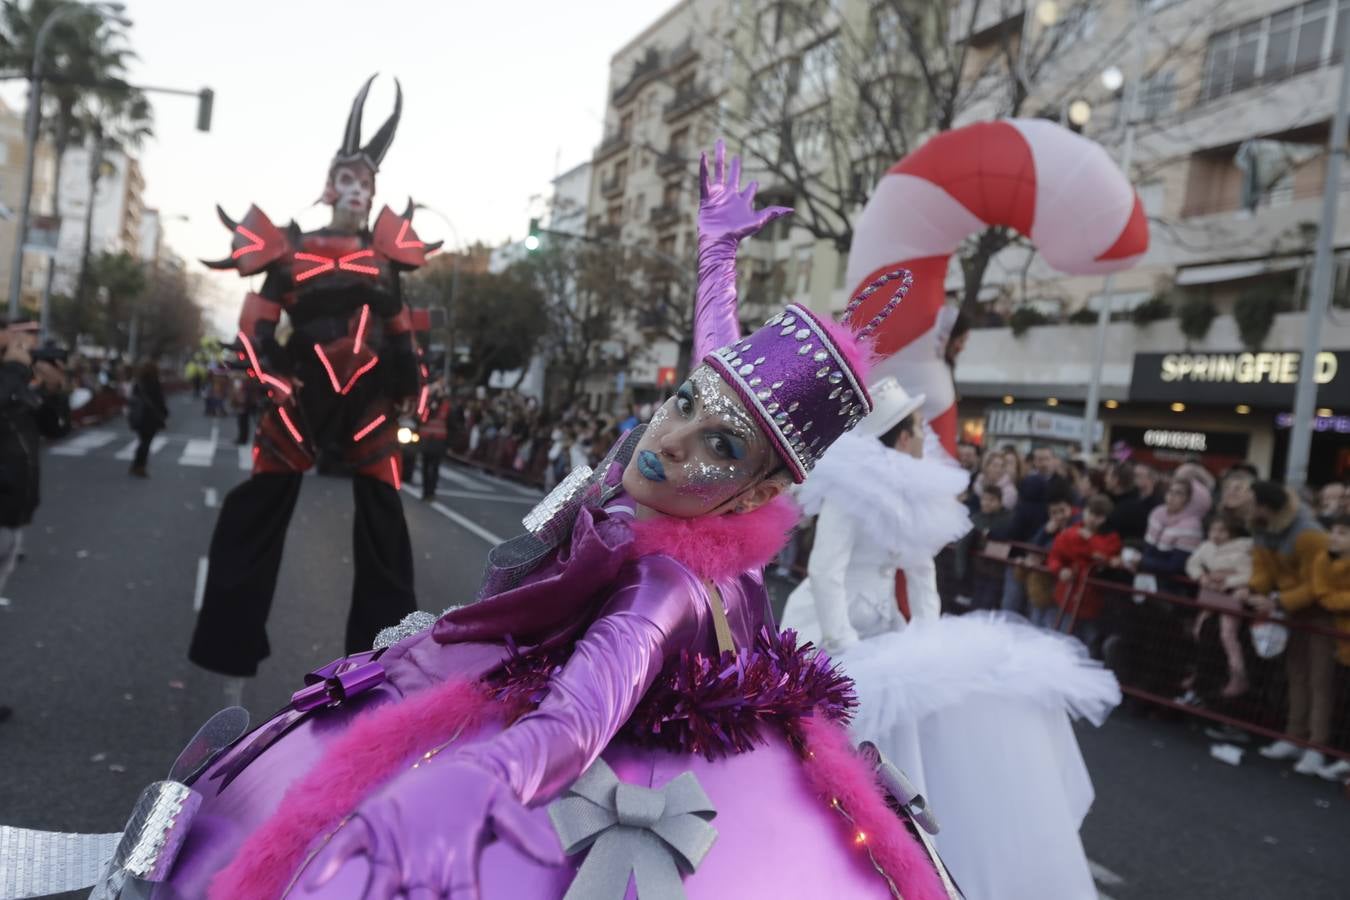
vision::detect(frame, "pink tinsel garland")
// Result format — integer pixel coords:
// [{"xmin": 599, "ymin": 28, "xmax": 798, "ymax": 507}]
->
[
  {"xmin": 798, "ymin": 716, "xmax": 951, "ymax": 900},
  {"xmin": 207, "ymin": 680, "xmax": 497, "ymax": 900}
]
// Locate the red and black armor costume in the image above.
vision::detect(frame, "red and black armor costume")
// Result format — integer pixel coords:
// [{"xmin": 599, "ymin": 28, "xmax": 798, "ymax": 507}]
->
[{"xmin": 190, "ymin": 76, "xmax": 440, "ymax": 678}]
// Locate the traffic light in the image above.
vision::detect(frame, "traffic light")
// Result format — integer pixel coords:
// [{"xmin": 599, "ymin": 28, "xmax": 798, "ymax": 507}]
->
[
  {"xmin": 524, "ymin": 217, "xmax": 541, "ymax": 251},
  {"xmin": 196, "ymin": 88, "xmax": 214, "ymax": 133}
]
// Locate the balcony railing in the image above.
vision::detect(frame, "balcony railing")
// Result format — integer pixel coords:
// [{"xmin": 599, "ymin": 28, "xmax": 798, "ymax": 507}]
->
[
  {"xmin": 648, "ymin": 204, "xmax": 682, "ymax": 229},
  {"xmin": 666, "ymin": 38, "xmax": 699, "ymax": 71},
  {"xmin": 599, "ymin": 174, "xmax": 625, "ymax": 199},
  {"xmin": 655, "ymin": 151, "xmax": 688, "ymax": 176},
  {"xmin": 664, "ymin": 83, "xmax": 713, "ymax": 122},
  {"xmin": 613, "ymin": 48, "xmax": 663, "ymax": 105},
  {"xmin": 594, "ymin": 131, "xmax": 630, "ymax": 162}
]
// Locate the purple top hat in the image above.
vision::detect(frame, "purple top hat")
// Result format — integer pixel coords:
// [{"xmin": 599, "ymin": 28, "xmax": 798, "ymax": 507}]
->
[{"xmin": 704, "ymin": 269, "xmax": 912, "ymax": 483}]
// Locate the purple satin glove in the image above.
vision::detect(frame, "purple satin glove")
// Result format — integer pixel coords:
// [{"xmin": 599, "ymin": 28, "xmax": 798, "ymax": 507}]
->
[
  {"xmin": 300, "ymin": 759, "xmax": 562, "ymax": 900},
  {"xmin": 692, "ymin": 140, "xmax": 793, "ymax": 363}
]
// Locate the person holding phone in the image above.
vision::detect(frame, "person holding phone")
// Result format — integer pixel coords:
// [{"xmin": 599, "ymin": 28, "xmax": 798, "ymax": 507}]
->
[{"xmin": 0, "ymin": 318, "xmax": 71, "ymax": 724}]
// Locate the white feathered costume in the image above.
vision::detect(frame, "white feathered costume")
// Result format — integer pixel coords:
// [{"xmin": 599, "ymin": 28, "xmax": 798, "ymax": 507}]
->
[{"xmin": 780, "ymin": 392, "xmax": 1121, "ymax": 900}]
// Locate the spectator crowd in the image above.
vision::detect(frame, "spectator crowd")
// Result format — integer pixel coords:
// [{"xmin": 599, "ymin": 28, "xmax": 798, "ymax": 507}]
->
[{"xmin": 948, "ymin": 441, "xmax": 1350, "ymax": 783}]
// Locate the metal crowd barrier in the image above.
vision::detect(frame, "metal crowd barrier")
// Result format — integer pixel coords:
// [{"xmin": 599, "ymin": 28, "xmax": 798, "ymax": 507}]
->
[{"xmin": 974, "ymin": 542, "xmax": 1350, "ymax": 764}]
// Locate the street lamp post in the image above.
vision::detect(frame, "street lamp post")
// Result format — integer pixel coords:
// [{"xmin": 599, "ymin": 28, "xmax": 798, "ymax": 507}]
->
[
  {"xmin": 1285, "ymin": 10, "xmax": 1350, "ymax": 488},
  {"xmin": 1081, "ymin": 0, "xmax": 1145, "ymax": 460},
  {"xmin": 8, "ymin": 1, "xmax": 129, "ymax": 320}
]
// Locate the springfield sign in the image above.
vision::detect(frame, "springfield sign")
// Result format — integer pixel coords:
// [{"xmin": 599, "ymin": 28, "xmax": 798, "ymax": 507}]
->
[{"xmin": 1131, "ymin": 351, "xmax": 1350, "ymax": 406}]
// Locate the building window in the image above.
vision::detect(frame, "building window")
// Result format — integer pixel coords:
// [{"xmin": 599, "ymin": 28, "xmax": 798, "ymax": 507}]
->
[
  {"xmin": 1203, "ymin": 0, "xmax": 1350, "ymax": 102},
  {"xmin": 800, "ymin": 38, "xmax": 838, "ymax": 95},
  {"xmin": 793, "ymin": 245, "xmax": 813, "ymax": 298}
]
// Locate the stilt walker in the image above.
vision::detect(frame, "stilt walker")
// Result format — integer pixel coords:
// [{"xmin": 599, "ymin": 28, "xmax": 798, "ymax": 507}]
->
[{"xmin": 189, "ymin": 75, "xmax": 440, "ymax": 681}]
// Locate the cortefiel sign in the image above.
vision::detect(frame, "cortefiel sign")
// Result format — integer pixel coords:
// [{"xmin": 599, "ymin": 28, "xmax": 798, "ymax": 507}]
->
[{"xmin": 1130, "ymin": 351, "xmax": 1350, "ymax": 406}]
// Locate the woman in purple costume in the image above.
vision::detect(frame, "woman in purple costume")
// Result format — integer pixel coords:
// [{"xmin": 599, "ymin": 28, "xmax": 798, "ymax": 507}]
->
[{"xmin": 3, "ymin": 146, "xmax": 958, "ymax": 900}]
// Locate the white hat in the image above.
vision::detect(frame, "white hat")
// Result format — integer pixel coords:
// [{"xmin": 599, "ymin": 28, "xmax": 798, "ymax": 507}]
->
[{"xmin": 853, "ymin": 377, "xmax": 925, "ymax": 438}]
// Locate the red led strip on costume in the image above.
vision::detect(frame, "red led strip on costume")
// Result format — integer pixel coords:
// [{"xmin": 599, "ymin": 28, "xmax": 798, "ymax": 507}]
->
[
  {"xmin": 353, "ymin": 414, "xmax": 387, "ymax": 442},
  {"xmin": 232, "ymin": 226, "xmax": 266, "ymax": 259},
  {"xmin": 314, "ymin": 344, "xmax": 343, "ymax": 393},
  {"xmin": 277, "ymin": 407, "xmax": 304, "ymax": 444},
  {"xmin": 314, "ymin": 344, "xmax": 380, "ymax": 395},
  {"xmin": 294, "ymin": 252, "xmax": 336, "ymax": 282},
  {"xmin": 353, "ymin": 305, "xmax": 370, "ymax": 354},
  {"xmin": 237, "ymin": 331, "xmax": 291, "ymax": 398},
  {"xmin": 390, "ymin": 457, "xmax": 401, "ymax": 490},
  {"xmin": 343, "ymin": 357, "xmax": 379, "ymax": 394},
  {"xmin": 395, "ymin": 219, "xmax": 424, "ymax": 249},
  {"xmin": 416, "ymin": 385, "xmax": 429, "ymax": 419},
  {"xmin": 339, "ymin": 249, "xmax": 379, "ymax": 276}
]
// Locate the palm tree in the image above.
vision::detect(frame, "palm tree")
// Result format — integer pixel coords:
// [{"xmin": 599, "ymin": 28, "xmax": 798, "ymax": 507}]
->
[
  {"xmin": 0, "ymin": 0, "xmax": 137, "ymax": 316},
  {"xmin": 72, "ymin": 86, "xmax": 153, "ymax": 318}
]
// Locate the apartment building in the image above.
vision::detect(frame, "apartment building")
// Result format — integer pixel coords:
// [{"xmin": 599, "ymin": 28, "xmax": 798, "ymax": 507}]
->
[
  {"xmin": 588, "ymin": 0, "xmax": 947, "ymax": 406},
  {"xmin": 586, "ymin": 0, "xmax": 731, "ymax": 406},
  {"xmin": 954, "ymin": 0, "xmax": 1350, "ymax": 481},
  {"xmin": 51, "ymin": 144, "xmax": 146, "ymax": 297}
]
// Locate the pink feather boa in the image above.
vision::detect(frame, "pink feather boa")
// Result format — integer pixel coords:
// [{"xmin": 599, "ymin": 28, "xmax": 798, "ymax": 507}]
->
[
  {"xmin": 630, "ymin": 495, "xmax": 800, "ymax": 582},
  {"xmin": 798, "ymin": 716, "xmax": 951, "ymax": 900},
  {"xmin": 207, "ymin": 680, "xmax": 499, "ymax": 900}
]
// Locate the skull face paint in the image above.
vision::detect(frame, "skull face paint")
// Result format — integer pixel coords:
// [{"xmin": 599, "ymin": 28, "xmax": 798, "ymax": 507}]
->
[
  {"xmin": 326, "ymin": 163, "xmax": 375, "ymax": 229},
  {"xmin": 622, "ymin": 364, "xmax": 774, "ymax": 519}
]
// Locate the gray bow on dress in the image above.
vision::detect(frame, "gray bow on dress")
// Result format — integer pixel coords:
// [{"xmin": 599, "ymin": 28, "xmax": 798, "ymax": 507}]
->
[{"xmin": 548, "ymin": 758, "xmax": 718, "ymax": 900}]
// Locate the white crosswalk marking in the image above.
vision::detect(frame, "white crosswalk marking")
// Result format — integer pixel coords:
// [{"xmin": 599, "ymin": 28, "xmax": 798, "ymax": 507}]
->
[
  {"xmin": 114, "ymin": 435, "xmax": 167, "ymax": 460},
  {"xmin": 178, "ymin": 438, "xmax": 216, "ymax": 467},
  {"xmin": 238, "ymin": 445, "xmax": 252, "ymax": 470},
  {"xmin": 50, "ymin": 429, "xmax": 118, "ymax": 456},
  {"xmin": 179, "ymin": 422, "xmax": 220, "ymax": 467}
]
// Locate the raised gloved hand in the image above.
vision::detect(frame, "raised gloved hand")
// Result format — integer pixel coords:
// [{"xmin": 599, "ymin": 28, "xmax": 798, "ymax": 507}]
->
[
  {"xmin": 692, "ymin": 140, "xmax": 793, "ymax": 363},
  {"xmin": 697, "ymin": 139, "xmax": 791, "ymax": 245},
  {"xmin": 297, "ymin": 758, "xmax": 563, "ymax": 899}
]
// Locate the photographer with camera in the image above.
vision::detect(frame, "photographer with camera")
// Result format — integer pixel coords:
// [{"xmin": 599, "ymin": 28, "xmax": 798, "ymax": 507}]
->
[{"xmin": 0, "ymin": 319, "xmax": 70, "ymax": 723}]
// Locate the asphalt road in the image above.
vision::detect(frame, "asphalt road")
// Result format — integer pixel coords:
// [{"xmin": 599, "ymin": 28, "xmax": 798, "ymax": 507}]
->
[{"xmin": 2, "ymin": 394, "xmax": 1348, "ymax": 899}]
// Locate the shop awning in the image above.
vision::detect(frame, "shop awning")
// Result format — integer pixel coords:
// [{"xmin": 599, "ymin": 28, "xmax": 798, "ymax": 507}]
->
[{"xmin": 1174, "ymin": 257, "xmax": 1304, "ymax": 286}]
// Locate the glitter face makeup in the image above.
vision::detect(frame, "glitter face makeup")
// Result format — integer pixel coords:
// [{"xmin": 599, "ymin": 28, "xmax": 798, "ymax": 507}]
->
[{"xmin": 621, "ymin": 365, "xmax": 775, "ymax": 519}]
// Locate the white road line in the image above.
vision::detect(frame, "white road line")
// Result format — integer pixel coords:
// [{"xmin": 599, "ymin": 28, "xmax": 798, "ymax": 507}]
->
[
  {"xmin": 435, "ymin": 488, "xmax": 536, "ymax": 506},
  {"xmin": 115, "ymin": 435, "xmax": 168, "ymax": 461},
  {"xmin": 192, "ymin": 556, "xmax": 209, "ymax": 612},
  {"xmin": 204, "ymin": 487, "xmax": 219, "ymax": 508},
  {"xmin": 1089, "ymin": 861, "xmax": 1126, "ymax": 887},
  {"xmin": 401, "ymin": 485, "xmax": 504, "ymax": 545},
  {"xmin": 436, "ymin": 466, "xmax": 492, "ymax": 492},
  {"xmin": 50, "ymin": 429, "xmax": 119, "ymax": 456},
  {"xmin": 178, "ymin": 439, "xmax": 216, "ymax": 467},
  {"xmin": 238, "ymin": 446, "xmax": 252, "ymax": 471}
]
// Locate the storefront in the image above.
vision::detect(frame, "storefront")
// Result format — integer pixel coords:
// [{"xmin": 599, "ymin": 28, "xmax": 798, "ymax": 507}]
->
[
  {"xmin": 1107, "ymin": 424, "xmax": 1251, "ymax": 476},
  {"xmin": 983, "ymin": 404, "xmax": 1103, "ymax": 456},
  {"xmin": 1126, "ymin": 349, "xmax": 1350, "ymax": 483}
]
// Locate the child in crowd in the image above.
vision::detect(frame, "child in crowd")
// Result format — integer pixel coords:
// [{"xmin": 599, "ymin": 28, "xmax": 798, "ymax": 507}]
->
[
  {"xmin": 1185, "ymin": 515, "xmax": 1254, "ymax": 699},
  {"xmin": 1022, "ymin": 491, "xmax": 1077, "ymax": 628},
  {"xmin": 965, "ymin": 484, "xmax": 1017, "ymax": 610},
  {"xmin": 1312, "ymin": 514, "xmax": 1350, "ymax": 782},
  {"xmin": 1048, "ymin": 494, "xmax": 1121, "ymax": 649}
]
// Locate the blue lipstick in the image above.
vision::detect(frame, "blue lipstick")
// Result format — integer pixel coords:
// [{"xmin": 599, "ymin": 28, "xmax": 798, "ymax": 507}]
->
[{"xmin": 637, "ymin": 450, "xmax": 667, "ymax": 482}]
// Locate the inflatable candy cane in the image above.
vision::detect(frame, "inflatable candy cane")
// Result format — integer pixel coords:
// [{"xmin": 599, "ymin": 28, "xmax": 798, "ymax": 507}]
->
[{"xmin": 844, "ymin": 118, "xmax": 1150, "ymax": 456}]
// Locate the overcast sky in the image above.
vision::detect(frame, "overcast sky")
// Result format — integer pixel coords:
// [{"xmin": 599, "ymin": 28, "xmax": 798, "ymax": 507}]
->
[{"xmin": 8, "ymin": 0, "xmax": 674, "ymax": 334}]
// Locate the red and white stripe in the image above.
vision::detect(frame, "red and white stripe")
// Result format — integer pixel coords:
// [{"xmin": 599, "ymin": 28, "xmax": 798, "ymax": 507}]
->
[{"xmin": 845, "ymin": 118, "xmax": 1150, "ymax": 455}]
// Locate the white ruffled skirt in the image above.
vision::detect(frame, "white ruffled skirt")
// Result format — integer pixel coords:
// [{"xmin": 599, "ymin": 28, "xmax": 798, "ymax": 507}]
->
[{"xmin": 833, "ymin": 612, "xmax": 1121, "ymax": 900}]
